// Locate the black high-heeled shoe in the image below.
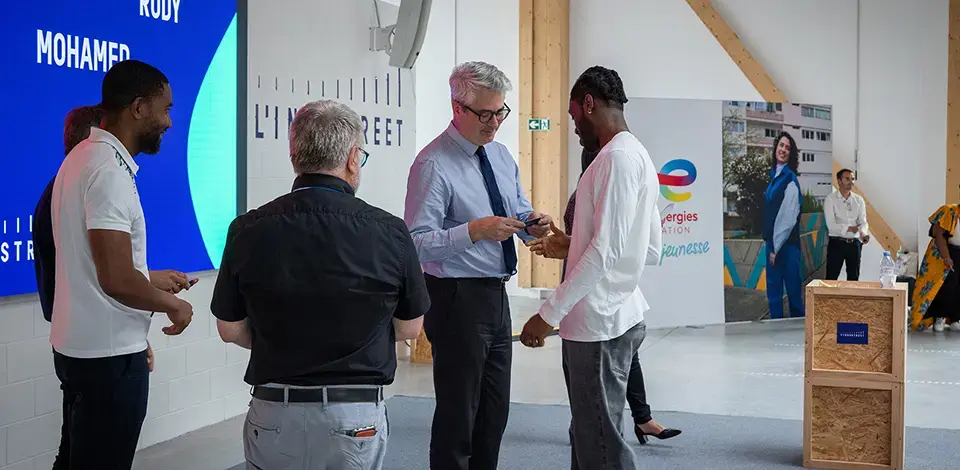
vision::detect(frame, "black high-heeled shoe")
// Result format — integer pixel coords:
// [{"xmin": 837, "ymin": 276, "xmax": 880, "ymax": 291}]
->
[{"xmin": 635, "ymin": 426, "xmax": 682, "ymax": 445}]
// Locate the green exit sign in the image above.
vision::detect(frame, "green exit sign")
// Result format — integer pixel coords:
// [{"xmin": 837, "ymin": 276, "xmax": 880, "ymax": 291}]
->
[{"xmin": 528, "ymin": 118, "xmax": 550, "ymax": 131}]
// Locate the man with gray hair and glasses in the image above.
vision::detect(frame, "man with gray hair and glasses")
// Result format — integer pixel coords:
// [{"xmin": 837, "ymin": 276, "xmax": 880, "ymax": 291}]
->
[
  {"xmin": 212, "ymin": 99, "xmax": 430, "ymax": 470},
  {"xmin": 404, "ymin": 61, "xmax": 553, "ymax": 469}
]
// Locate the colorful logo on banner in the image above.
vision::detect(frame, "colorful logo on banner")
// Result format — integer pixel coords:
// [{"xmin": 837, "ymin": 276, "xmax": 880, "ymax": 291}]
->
[
  {"xmin": 658, "ymin": 159, "xmax": 697, "ymax": 202},
  {"xmin": 656, "ymin": 158, "xmax": 707, "ymax": 263}
]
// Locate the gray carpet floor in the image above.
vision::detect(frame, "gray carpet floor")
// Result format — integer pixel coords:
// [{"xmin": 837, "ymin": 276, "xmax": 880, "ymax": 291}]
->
[{"xmin": 230, "ymin": 395, "xmax": 958, "ymax": 469}]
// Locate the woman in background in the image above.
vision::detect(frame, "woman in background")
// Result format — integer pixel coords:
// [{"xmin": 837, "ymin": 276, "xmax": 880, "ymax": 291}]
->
[
  {"xmin": 762, "ymin": 131, "xmax": 804, "ymax": 319},
  {"xmin": 34, "ymin": 105, "xmax": 103, "ymax": 322},
  {"xmin": 911, "ymin": 204, "xmax": 960, "ymax": 332},
  {"xmin": 527, "ymin": 140, "xmax": 681, "ymax": 445}
]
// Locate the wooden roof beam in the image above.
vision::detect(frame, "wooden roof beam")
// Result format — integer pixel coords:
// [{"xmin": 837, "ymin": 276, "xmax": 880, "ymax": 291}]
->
[{"xmin": 685, "ymin": 0, "xmax": 906, "ymax": 254}]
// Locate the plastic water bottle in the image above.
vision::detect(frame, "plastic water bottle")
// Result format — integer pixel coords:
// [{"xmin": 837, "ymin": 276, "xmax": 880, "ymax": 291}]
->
[{"xmin": 880, "ymin": 251, "xmax": 896, "ymax": 288}]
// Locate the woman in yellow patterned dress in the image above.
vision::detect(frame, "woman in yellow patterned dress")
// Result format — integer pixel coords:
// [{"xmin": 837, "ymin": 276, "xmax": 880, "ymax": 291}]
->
[{"xmin": 911, "ymin": 204, "xmax": 960, "ymax": 332}]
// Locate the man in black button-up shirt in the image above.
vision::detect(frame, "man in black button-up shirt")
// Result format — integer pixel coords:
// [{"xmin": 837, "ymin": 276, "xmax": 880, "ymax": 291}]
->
[{"xmin": 211, "ymin": 99, "xmax": 429, "ymax": 470}]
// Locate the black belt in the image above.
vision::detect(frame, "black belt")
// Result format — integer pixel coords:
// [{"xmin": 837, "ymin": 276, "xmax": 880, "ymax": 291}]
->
[
  {"xmin": 830, "ymin": 237, "xmax": 860, "ymax": 244},
  {"xmin": 252, "ymin": 386, "xmax": 382, "ymax": 404},
  {"xmin": 462, "ymin": 276, "xmax": 511, "ymax": 287},
  {"xmin": 426, "ymin": 274, "xmax": 510, "ymax": 287}
]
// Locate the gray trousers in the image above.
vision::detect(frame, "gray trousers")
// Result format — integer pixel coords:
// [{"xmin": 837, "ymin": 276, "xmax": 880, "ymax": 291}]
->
[
  {"xmin": 243, "ymin": 387, "xmax": 388, "ymax": 470},
  {"xmin": 563, "ymin": 321, "xmax": 647, "ymax": 470}
]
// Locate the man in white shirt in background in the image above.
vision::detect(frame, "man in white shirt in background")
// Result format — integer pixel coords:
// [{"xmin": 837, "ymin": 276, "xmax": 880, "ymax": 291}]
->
[
  {"xmin": 520, "ymin": 66, "xmax": 661, "ymax": 469},
  {"xmin": 50, "ymin": 59, "xmax": 194, "ymax": 470},
  {"xmin": 823, "ymin": 168, "xmax": 870, "ymax": 281}
]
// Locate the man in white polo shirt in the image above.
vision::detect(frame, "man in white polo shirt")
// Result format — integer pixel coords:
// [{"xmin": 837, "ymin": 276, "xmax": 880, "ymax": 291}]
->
[{"xmin": 50, "ymin": 59, "xmax": 194, "ymax": 470}]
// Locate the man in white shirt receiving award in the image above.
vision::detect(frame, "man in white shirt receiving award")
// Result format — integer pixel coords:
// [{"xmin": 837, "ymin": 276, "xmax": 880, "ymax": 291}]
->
[
  {"xmin": 823, "ymin": 168, "xmax": 870, "ymax": 281},
  {"xmin": 520, "ymin": 66, "xmax": 661, "ymax": 469}
]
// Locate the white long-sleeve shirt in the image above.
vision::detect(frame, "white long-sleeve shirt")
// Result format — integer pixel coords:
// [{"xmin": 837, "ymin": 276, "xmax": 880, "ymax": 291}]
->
[
  {"xmin": 538, "ymin": 131, "xmax": 661, "ymax": 342},
  {"xmin": 823, "ymin": 190, "xmax": 869, "ymax": 240}
]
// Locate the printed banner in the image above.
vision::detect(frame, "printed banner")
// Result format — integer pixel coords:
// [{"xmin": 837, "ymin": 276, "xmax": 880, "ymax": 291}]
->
[
  {"xmin": 625, "ymin": 98, "xmax": 724, "ymax": 328},
  {"xmin": 623, "ymin": 98, "xmax": 837, "ymax": 327}
]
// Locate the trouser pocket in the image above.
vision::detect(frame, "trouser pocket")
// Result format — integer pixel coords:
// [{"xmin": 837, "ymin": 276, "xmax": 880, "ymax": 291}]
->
[
  {"xmin": 326, "ymin": 403, "xmax": 389, "ymax": 470},
  {"xmin": 243, "ymin": 400, "xmax": 305, "ymax": 470}
]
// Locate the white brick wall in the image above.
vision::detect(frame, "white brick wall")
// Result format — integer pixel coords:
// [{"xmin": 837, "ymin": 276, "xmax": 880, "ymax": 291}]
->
[{"xmin": 0, "ymin": 271, "xmax": 251, "ymax": 469}]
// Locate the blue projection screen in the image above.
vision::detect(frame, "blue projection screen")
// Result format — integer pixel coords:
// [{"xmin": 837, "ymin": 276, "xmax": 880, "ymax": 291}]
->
[{"xmin": 0, "ymin": 1, "xmax": 240, "ymax": 297}]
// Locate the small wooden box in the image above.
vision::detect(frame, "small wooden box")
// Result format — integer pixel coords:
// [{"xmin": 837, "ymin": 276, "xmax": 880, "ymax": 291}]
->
[
  {"xmin": 804, "ymin": 280, "xmax": 907, "ymax": 383},
  {"xmin": 803, "ymin": 280, "xmax": 908, "ymax": 470}
]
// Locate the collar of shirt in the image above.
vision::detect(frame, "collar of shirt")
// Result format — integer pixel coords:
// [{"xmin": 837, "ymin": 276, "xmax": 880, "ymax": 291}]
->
[
  {"xmin": 291, "ymin": 173, "xmax": 355, "ymax": 195},
  {"xmin": 444, "ymin": 122, "xmax": 489, "ymax": 157},
  {"xmin": 829, "ymin": 190, "xmax": 859, "ymax": 205},
  {"xmin": 88, "ymin": 127, "xmax": 139, "ymax": 175}
]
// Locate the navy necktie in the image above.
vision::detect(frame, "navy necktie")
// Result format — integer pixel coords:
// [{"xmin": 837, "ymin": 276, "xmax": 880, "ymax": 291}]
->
[{"xmin": 476, "ymin": 146, "xmax": 517, "ymax": 276}]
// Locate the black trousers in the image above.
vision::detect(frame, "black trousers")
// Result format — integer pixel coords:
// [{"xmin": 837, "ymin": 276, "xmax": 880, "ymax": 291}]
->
[
  {"xmin": 925, "ymin": 245, "xmax": 960, "ymax": 320},
  {"xmin": 627, "ymin": 351, "xmax": 652, "ymax": 424},
  {"xmin": 424, "ymin": 274, "xmax": 512, "ymax": 470},
  {"xmin": 52, "ymin": 349, "xmax": 150, "ymax": 470},
  {"xmin": 826, "ymin": 237, "xmax": 862, "ymax": 281}
]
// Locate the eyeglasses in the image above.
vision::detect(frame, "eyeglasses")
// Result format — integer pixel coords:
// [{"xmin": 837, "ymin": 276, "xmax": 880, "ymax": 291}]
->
[
  {"xmin": 358, "ymin": 147, "xmax": 369, "ymax": 167},
  {"xmin": 459, "ymin": 102, "xmax": 511, "ymax": 123}
]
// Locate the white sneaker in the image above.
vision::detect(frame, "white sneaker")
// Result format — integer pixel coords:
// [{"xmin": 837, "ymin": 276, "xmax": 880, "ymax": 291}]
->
[
  {"xmin": 950, "ymin": 321, "xmax": 960, "ymax": 332},
  {"xmin": 935, "ymin": 318, "xmax": 947, "ymax": 332}
]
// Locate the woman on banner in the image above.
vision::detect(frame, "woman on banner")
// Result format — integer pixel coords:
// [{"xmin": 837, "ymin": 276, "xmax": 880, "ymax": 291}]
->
[
  {"xmin": 911, "ymin": 204, "xmax": 960, "ymax": 332},
  {"xmin": 763, "ymin": 131, "xmax": 804, "ymax": 319},
  {"xmin": 525, "ymin": 138, "xmax": 681, "ymax": 445}
]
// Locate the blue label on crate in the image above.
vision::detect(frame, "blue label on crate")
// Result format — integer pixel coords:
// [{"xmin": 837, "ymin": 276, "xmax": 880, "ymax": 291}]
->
[{"xmin": 837, "ymin": 322, "xmax": 869, "ymax": 345}]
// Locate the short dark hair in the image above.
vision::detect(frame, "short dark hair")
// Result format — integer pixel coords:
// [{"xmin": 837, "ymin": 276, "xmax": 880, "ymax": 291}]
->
[
  {"xmin": 63, "ymin": 105, "xmax": 102, "ymax": 155},
  {"xmin": 836, "ymin": 168, "xmax": 854, "ymax": 181},
  {"xmin": 100, "ymin": 60, "xmax": 169, "ymax": 113},
  {"xmin": 570, "ymin": 66, "xmax": 628, "ymax": 110}
]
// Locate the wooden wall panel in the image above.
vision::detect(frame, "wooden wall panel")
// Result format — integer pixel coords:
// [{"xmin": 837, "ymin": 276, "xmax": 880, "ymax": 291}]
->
[
  {"xmin": 517, "ymin": 0, "xmax": 534, "ymax": 288},
  {"xmin": 686, "ymin": 0, "xmax": 905, "ymax": 255},
  {"xmin": 948, "ymin": 0, "xmax": 960, "ymax": 203},
  {"xmin": 518, "ymin": 0, "xmax": 570, "ymax": 288}
]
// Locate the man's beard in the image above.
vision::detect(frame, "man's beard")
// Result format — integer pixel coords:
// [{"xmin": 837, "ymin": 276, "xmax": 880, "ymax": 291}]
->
[
  {"xmin": 582, "ymin": 135, "xmax": 601, "ymax": 153},
  {"xmin": 138, "ymin": 130, "xmax": 164, "ymax": 155},
  {"xmin": 577, "ymin": 118, "xmax": 597, "ymax": 150}
]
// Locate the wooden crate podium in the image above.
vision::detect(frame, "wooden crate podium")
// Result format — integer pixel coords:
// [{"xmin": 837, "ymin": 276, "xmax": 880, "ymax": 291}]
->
[{"xmin": 803, "ymin": 280, "xmax": 907, "ymax": 470}]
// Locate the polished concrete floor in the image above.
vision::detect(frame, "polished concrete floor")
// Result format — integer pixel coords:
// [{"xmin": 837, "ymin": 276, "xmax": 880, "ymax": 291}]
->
[{"xmin": 133, "ymin": 296, "xmax": 960, "ymax": 470}]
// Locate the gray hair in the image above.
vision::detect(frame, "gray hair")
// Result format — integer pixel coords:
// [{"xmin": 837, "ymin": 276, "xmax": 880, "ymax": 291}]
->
[
  {"xmin": 449, "ymin": 61, "xmax": 512, "ymax": 105},
  {"xmin": 289, "ymin": 100, "xmax": 364, "ymax": 174}
]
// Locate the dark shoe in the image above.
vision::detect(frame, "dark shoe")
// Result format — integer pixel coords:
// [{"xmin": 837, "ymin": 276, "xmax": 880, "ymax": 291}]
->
[{"xmin": 635, "ymin": 425, "xmax": 681, "ymax": 445}]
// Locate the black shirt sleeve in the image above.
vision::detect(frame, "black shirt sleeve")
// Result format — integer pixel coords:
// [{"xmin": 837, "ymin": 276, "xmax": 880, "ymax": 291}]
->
[
  {"xmin": 211, "ymin": 217, "xmax": 247, "ymax": 322},
  {"xmin": 394, "ymin": 221, "xmax": 431, "ymax": 321}
]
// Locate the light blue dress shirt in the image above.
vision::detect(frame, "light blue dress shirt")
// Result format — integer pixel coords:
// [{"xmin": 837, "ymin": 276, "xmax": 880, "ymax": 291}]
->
[{"xmin": 404, "ymin": 123, "xmax": 535, "ymax": 278}]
